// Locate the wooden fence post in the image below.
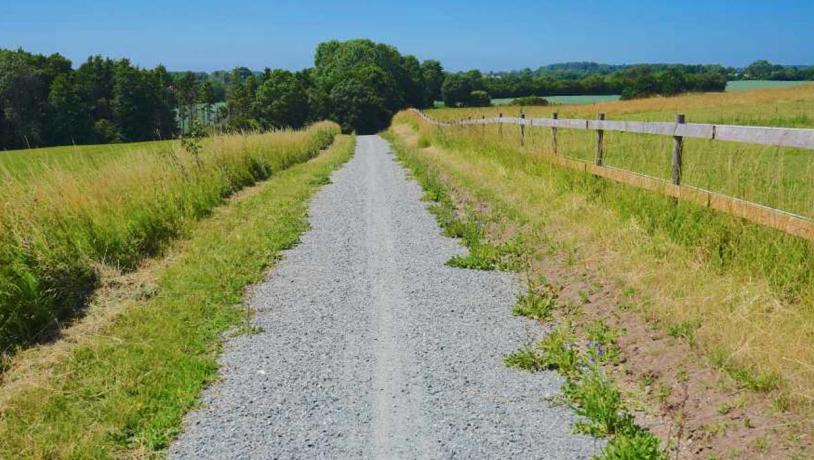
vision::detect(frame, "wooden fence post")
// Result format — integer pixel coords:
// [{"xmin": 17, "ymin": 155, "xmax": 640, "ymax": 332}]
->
[
  {"xmin": 552, "ymin": 112, "xmax": 559, "ymax": 155},
  {"xmin": 595, "ymin": 113, "xmax": 606, "ymax": 166},
  {"xmin": 482, "ymin": 115, "xmax": 486, "ymax": 136},
  {"xmin": 499, "ymin": 113, "xmax": 503, "ymax": 139},
  {"xmin": 672, "ymin": 113, "xmax": 686, "ymax": 185},
  {"xmin": 520, "ymin": 112, "xmax": 526, "ymax": 147}
]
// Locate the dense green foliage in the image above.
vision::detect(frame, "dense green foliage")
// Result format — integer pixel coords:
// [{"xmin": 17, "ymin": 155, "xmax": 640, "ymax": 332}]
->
[
  {"xmin": 0, "ymin": 49, "xmax": 177, "ymax": 149},
  {"xmin": 211, "ymin": 40, "xmax": 439, "ymax": 134},
  {"xmin": 742, "ymin": 60, "xmax": 814, "ymax": 81},
  {"xmin": 443, "ymin": 63, "xmax": 729, "ymax": 103}
]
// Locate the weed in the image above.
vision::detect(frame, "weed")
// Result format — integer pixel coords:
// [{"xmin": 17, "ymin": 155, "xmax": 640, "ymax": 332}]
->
[
  {"xmin": 666, "ymin": 320, "xmax": 700, "ymax": 345},
  {"xmin": 504, "ymin": 347, "xmax": 547, "ymax": 372},
  {"xmin": 564, "ymin": 366, "xmax": 635, "ymax": 437},
  {"xmin": 537, "ymin": 327, "xmax": 581, "ymax": 377},
  {"xmin": 753, "ymin": 435, "xmax": 769, "ymax": 453},
  {"xmin": 513, "ymin": 289, "xmax": 558, "ymax": 321},
  {"xmin": 596, "ymin": 431, "xmax": 666, "ymax": 460}
]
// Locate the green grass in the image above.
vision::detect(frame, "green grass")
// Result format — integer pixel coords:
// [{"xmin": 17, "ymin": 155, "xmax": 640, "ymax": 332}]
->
[
  {"xmin": 726, "ymin": 80, "xmax": 811, "ymax": 92},
  {"xmin": 0, "ymin": 140, "xmax": 176, "ymax": 179},
  {"xmin": 492, "ymin": 95, "xmax": 622, "ymax": 106},
  {"xmin": 0, "ymin": 135, "xmax": 355, "ymax": 458},
  {"xmin": 0, "ymin": 123, "xmax": 339, "ymax": 355}
]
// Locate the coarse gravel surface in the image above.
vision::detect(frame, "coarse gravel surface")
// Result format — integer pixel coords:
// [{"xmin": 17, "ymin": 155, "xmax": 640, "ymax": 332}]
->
[{"xmin": 170, "ymin": 135, "xmax": 601, "ymax": 459}]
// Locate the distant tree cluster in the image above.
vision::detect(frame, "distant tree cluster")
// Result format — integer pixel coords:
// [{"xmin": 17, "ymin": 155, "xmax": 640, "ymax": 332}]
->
[
  {"xmin": 739, "ymin": 60, "xmax": 814, "ymax": 81},
  {"xmin": 219, "ymin": 39, "xmax": 441, "ymax": 134},
  {"xmin": 0, "ymin": 49, "xmax": 177, "ymax": 149},
  {"xmin": 4, "ymin": 44, "xmax": 814, "ymax": 150},
  {"xmin": 441, "ymin": 63, "xmax": 730, "ymax": 105}
]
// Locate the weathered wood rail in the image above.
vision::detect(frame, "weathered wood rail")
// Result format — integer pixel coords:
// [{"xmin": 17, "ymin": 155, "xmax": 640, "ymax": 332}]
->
[{"xmin": 409, "ymin": 109, "xmax": 814, "ymax": 242}]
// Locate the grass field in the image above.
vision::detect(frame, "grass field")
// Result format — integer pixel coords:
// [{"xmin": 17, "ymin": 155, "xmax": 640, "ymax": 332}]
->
[
  {"xmin": 726, "ymin": 80, "xmax": 811, "ymax": 92},
  {"xmin": 0, "ymin": 123, "xmax": 339, "ymax": 356},
  {"xmin": 0, "ymin": 135, "xmax": 355, "ymax": 458},
  {"xmin": 432, "ymin": 80, "xmax": 812, "ymax": 109},
  {"xmin": 491, "ymin": 95, "xmax": 623, "ymax": 105},
  {"xmin": 393, "ymin": 86, "xmax": 814, "ymax": 455},
  {"xmin": 0, "ymin": 140, "xmax": 176, "ymax": 179}
]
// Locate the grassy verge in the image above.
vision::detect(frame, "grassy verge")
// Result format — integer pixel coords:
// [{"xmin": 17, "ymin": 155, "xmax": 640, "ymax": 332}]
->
[
  {"xmin": 0, "ymin": 123, "xmax": 339, "ymax": 355},
  {"xmin": 386, "ymin": 118, "xmax": 812, "ymax": 458},
  {"xmin": 384, "ymin": 129, "xmax": 664, "ymax": 459},
  {"xmin": 0, "ymin": 135, "xmax": 355, "ymax": 458}
]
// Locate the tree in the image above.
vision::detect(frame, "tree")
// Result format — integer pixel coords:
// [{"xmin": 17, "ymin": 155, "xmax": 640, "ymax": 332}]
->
[
  {"xmin": 0, "ymin": 50, "xmax": 48, "ymax": 148},
  {"xmin": 420, "ymin": 60, "xmax": 445, "ymax": 106},
  {"xmin": 311, "ymin": 39, "xmax": 416, "ymax": 133},
  {"xmin": 254, "ymin": 69, "xmax": 310, "ymax": 129},
  {"xmin": 328, "ymin": 78, "xmax": 390, "ymax": 134},
  {"xmin": 744, "ymin": 60, "xmax": 774, "ymax": 80},
  {"xmin": 401, "ymin": 55, "xmax": 426, "ymax": 108},
  {"xmin": 198, "ymin": 81, "xmax": 215, "ymax": 125},
  {"xmin": 441, "ymin": 73, "xmax": 473, "ymax": 107},
  {"xmin": 47, "ymin": 73, "xmax": 91, "ymax": 145},
  {"xmin": 175, "ymin": 71, "xmax": 198, "ymax": 131}
]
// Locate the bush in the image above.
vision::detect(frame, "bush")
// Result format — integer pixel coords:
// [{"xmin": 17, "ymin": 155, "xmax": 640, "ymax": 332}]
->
[
  {"xmin": 467, "ymin": 90, "xmax": 492, "ymax": 107},
  {"xmin": 510, "ymin": 96, "xmax": 549, "ymax": 106}
]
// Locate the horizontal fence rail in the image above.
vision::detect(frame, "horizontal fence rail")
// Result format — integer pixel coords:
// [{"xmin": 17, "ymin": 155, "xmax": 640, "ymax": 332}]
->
[
  {"xmin": 409, "ymin": 109, "xmax": 814, "ymax": 242},
  {"xmin": 413, "ymin": 110, "xmax": 814, "ymax": 150}
]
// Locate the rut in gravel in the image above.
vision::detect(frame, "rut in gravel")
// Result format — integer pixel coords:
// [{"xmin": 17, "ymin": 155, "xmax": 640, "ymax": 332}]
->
[{"xmin": 170, "ymin": 135, "xmax": 600, "ymax": 459}]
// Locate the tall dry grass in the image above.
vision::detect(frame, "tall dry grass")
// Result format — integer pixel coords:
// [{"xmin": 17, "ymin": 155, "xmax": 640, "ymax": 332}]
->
[{"xmin": 0, "ymin": 123, "xmax": 339, "ymax": 353}]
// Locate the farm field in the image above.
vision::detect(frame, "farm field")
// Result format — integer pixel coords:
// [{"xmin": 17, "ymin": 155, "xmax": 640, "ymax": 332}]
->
[{"xmin": 390, "ymin": 85, "xmax": 814, "ymax": 457}]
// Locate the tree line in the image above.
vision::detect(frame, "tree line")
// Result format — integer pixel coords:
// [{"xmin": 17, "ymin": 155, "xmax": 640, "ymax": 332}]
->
[
  {"xmin": 3, "ymin": 43, "xmax": 814, "ymax": 150},
  {"xmin": 0, "ymin": 49, "xmax": 177, "ymax": 150},
  {"xmin": 442, "ymin": 64, "xmax": 730, "ymax": 106}
]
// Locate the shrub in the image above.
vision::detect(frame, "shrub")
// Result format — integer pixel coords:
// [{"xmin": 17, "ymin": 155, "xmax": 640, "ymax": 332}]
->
[
  {"xmin": 468, "ymin": 90, "xmax": 492, "ymax": 107},
  {"xmin": 510, "ymin": 96, "xmax": 549, "ymax": 106}
]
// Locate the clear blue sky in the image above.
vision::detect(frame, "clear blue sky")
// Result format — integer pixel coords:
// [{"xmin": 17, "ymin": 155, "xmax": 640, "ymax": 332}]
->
[{"xmin": 1, "ymin": 0, "xmax": 812, "ymax": 72}]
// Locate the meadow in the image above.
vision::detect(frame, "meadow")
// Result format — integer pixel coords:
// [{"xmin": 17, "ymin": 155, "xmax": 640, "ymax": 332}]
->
[
  {"xmin": 0, "ymin": 140, "xmax": 175, "ymax": 179},
  {"xmin": 0, "ymin": 123, "xmax": 339, "ymax": 356},
  {"xmin": 392, "ymin": 86, "xmax": 814, "ymax": 455}
]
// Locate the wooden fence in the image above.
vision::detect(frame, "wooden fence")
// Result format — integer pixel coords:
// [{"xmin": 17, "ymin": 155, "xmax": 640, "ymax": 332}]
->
[{"xmin": 409, "ymin": 109, "xmax": 814, "ymax": 242}]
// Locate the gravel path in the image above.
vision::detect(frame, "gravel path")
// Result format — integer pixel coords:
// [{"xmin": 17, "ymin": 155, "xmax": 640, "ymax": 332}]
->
[{"xmin": 170, "ymin": 135, "xmax": 599, "ymax": 459}]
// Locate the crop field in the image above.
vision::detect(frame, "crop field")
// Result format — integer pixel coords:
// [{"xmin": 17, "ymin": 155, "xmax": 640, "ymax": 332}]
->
[{"xmin": 0, "ymin": 123, "xmax": 339, "ymax": 355}]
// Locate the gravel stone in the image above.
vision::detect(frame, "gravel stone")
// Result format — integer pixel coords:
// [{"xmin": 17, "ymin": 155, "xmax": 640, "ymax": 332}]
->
[{"xmin": 170, "ymin": 135, "xmax": 601, "ymax": 459}]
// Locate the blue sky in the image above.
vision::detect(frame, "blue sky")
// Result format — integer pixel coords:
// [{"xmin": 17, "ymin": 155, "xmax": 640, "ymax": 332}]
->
[{"xmin": 1, "ymin": 1, "xmax": 812, "ymax": 72}]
